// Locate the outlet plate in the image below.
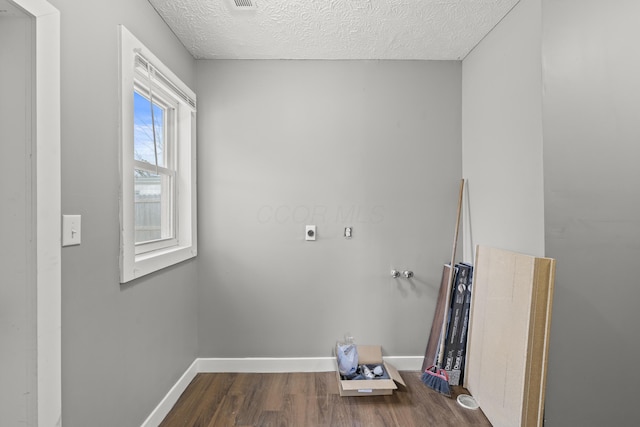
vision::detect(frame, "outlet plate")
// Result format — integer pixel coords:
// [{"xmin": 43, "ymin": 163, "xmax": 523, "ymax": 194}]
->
[{"xmin": 305, "ymin": 225, "xmax": 316, "ymax": 241}]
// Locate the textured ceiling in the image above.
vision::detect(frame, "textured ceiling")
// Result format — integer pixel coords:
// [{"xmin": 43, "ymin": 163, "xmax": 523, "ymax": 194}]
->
[{"xmin": 148, "ymin": 0, "xmax": 520, "ymax": 60}]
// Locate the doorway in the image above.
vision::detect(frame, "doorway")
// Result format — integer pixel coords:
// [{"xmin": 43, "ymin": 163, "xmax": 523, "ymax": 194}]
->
[
  {"xmin": 0, "ymin": 0, "xmax": 60, "ymax": 425},
  {"xmin": 0, "ymin": 3, "xmax": 37, "ymax": 424}
]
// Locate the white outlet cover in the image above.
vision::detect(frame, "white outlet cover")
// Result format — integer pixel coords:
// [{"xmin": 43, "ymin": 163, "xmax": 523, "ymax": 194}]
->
[{"xmin": 305, "ymin": 225, "xmax": 316, "ymax": 241}]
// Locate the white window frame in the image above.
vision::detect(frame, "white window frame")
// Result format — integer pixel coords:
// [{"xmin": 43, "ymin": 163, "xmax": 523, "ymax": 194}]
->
[
  {"xmin": 119, "ymin": 25, "xmax": 197, "ymax": 283},
  {"xmin": 132, "ymin": 81, "xmax": 178, "ymax": 254}
]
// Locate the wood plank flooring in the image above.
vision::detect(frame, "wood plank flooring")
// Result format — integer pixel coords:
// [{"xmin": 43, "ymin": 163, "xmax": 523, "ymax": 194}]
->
[{"xmin": 160, "ymin": 371, "xmax": 492, "ymax": 427}]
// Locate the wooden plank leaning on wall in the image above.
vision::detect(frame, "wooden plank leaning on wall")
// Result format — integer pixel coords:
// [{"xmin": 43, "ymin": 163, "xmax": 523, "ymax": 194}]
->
[{"xmin": 464, "ymin": 245, "xmax": 556, "ymax": 427}]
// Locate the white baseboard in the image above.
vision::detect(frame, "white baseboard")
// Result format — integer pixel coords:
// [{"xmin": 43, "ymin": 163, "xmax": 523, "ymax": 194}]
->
[
  {"xmin": 382, "ymin": 356, "xmax": 424, "ymax": 371},
  {"xmin": 197, "ymin": 356, "xmax": 337, "ymax": 373},
  {"xmin": 141, "ymin": 355, "xmax": 423, "ymax": 426},
  {"xmin": 140, "ymin": 359, "xmax": 199, "ymax": 427},
  {"xmin": 196, "ymin": 355, "xmax": 423, "ymax": 373}
]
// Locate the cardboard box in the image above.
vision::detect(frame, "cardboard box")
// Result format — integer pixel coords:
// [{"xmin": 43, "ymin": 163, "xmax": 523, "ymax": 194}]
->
[
  {"xmin": 443, "ymin": 263, "xmax": 473, "ymax": 386},
  {"xmin": 335, "ymin": 345, "xmax": 406, "ymax": 397}
]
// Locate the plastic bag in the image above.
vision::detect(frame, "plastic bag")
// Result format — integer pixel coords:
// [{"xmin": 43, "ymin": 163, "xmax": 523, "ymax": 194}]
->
[{"xmin": 337, "ymin": 337, "xmax": 358, "ymax": 377}]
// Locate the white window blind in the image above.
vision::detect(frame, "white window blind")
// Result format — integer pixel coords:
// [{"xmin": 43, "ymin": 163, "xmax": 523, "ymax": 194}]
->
[{"xmin": 134, "ymin": 53, "xmax": 196, "ymax": 111}]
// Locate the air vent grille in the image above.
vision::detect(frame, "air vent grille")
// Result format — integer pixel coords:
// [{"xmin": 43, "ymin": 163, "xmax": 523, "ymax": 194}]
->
[
  {"xmin": 349, "ymin": 0, "xmax": 372, "ymax": 10},
  {"xmin": 231, "ymin": 0, "xmax": 257, "ymax": 10}
]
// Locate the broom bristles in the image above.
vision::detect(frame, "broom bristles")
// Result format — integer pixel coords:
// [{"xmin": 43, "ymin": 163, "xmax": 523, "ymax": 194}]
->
[{"xmin": 422, "ymin": 366, "xmax": 451, "ymax": 397}]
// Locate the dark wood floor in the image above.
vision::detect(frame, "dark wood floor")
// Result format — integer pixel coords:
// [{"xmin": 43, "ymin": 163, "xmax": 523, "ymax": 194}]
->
[{"xmin": 160, "ymin": 371, "xmax": 492, "ymax": 427}]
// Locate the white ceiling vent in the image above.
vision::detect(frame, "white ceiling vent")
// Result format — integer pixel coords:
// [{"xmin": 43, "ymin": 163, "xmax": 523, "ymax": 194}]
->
[
  {"xmin": 348, "ymin": 0, "xmax": 372, "ymax": 11},
  {"xmin": 229, "ymin": 0, "xmax": 257, "ymax": 10}
]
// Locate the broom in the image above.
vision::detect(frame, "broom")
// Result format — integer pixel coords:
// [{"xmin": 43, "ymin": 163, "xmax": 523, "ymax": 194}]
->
[{"xmin": 422, "ymin": 178, "xmax": 465, "ymax": 397}]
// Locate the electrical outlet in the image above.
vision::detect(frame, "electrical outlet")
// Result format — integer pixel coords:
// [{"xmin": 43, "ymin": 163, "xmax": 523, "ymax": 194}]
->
[{"xmin": 305, "ymin": 225, "xmax": 316, "ymax": 241}]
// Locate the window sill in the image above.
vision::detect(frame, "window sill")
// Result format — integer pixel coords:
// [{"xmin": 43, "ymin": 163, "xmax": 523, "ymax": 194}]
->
[{"xmin": 121, "ymin": 243, "xmax": 197, "ymax": 283}]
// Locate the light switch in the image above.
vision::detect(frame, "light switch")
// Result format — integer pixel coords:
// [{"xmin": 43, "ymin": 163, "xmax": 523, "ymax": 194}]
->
[{"xmin": 62, "ymin": 215, "xmax": 81, "ymax": 246}]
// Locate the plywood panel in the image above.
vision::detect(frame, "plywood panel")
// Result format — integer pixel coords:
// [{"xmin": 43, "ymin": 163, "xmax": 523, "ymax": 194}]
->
[{"xmin": 465, "ymin": 246, "xmax": 555, "ymax": 427}]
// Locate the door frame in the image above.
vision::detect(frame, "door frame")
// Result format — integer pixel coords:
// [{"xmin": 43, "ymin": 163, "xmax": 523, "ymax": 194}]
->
[{"xmin": 12, "ymin": 0, "xmax": 61, "ymax": 425}]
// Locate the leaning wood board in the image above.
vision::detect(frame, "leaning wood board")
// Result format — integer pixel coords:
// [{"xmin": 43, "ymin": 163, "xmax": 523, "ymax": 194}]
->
[{"xmin": 464, "ymin": 246, "xmax": 555, "ymax": 427}]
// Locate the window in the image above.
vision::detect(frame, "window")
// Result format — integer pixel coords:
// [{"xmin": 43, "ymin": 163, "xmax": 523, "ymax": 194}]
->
[{"xmin": 119, "ymin": 26, "xmax": 197, "ymax": 283}]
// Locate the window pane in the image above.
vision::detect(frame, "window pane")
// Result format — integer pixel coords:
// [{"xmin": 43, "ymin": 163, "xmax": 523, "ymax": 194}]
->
[
  {"xmin": 134, "ymin": 170, "xmax": 173, "ymax": 244},
  {"xmin": 134, "ymin": 91, "xmax": 165, "ymax": 167}
]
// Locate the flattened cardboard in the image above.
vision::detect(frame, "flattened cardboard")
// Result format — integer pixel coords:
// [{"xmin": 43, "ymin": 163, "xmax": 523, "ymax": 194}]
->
[{"xmin": 335, "ymin": 345, "xmax": 406, "ymax": 397}]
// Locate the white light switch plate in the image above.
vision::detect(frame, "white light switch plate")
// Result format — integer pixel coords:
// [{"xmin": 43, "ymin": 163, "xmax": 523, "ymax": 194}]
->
[{"xmin": 62, "ymin": 215, "xmax": 81, "ymax": 246}]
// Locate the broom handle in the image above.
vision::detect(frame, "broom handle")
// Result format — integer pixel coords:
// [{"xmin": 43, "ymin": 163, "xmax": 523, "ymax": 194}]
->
[{"xmin": 437, "ymin": 178, "xmax": 465, "ymax": 367}]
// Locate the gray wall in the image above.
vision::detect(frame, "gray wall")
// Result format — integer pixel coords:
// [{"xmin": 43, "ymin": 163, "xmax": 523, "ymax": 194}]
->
[
  {"xmin": 461, "ymin": 0, "xmax": 545, "ymax": 262},
  {"xmin": 24, "ymin": 1, "xmax": 639, "ymax": 425},
  {"xmin": 0, "ymin": 12, "xmax": 37, "ymax": 426},
  {"xmin": 542, "ymin": 0, "xmax": 640, "ymax": 424},
  {"xmin": 47, "ymin": 1, "xmax": 198, "ymax": 426},
  {"xmin": 196, "ymin": 60, "xmax": 462, "ymax": 357},
  {"xmin": 464, "ymin": 0, "xmax": 640, "ymax": 424}
]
